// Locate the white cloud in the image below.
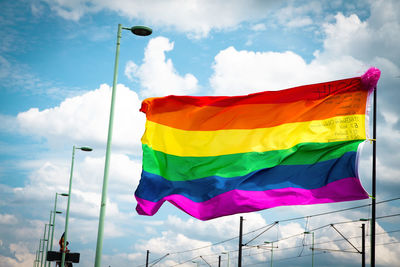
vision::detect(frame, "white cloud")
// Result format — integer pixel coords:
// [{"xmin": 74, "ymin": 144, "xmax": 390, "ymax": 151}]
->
[
  {"xmin": 6, "ymin": 151, "xmax": 143, "ymax": 247},
  {"xmin": 0, "ymin": 214, "xmax": 17, "ymax": 224},
  {"xmin": 0, "ymin": 55, "xmax": 10, "ymax": 79},
  {"xmin": 16, "ymin": 83, "xmax": 144, "ymax": 150},
  {"xmin": 124, "ymin": 60, "xmax": 138, "ymax": 82},
  {"xmin": 135, "ymin": 230, "xmax": 215, "ymax": 266},
  {"xmin": 209, "ymin": 46, "xmax": 366, "ymax": 96},
  {"xmin": 286, "ymin": 16, "xmax": 313, "ymax": 28},
  {"xmin": 42, "ymin": 0, "xmax": 279, "ymax": 38},
  {"xmin": 251, "ymin": 23, "xmax": 267, "ymax": 31},
  {"xmin": 166, "ymin": 213, "xmax": 267, "ymax": 243},
  {"xmin": 125, "ymin": 37, "xmax": 199, "ymax": 97},
  {"xmin": 273, "ymin": 1, "xmax": 322, "ymax": 28},
  {"xmin": 210, "ymin": 2, "xmax": 400, "ymax": 97},
  {"xmin": 0, "ymin": 242, "xmax": 35, "ymax": 267},
  {"xmin": 16, "ymin": 152, "xmax": 141, "ymax": 216},
  {"xmin": 322, "ymin": 4, "xmax": 400, "ymax": 63}
]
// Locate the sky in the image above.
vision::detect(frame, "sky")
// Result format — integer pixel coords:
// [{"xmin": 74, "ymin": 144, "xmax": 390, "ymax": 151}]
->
[{"xmin": 0, "ymin": 0, "xmax": 400, "ymax": 266}]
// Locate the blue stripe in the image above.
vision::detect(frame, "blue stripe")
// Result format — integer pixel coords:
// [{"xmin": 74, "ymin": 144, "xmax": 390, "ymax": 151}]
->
[{"xmin": 135, "ymin": 152, "xmax": 357, "ymax": 203}]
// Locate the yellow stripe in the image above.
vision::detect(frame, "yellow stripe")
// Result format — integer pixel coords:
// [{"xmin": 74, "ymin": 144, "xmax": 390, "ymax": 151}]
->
[{"xmin": 141, "ymin": 114, "xmax": 366, "ymax": 157}]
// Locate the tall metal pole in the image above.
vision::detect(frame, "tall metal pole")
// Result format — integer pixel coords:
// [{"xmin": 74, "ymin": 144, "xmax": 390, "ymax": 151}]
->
[
  {"xmin": 35, "ymin": 250, "xmax": 39, "ymax": 267},
  {"xmin": 362, "ymin": 223, "xmax": 365, "ymax": 267},
  {"xmin": 40, "ymin": 225, "xmax": 48, "ymax": 267},
  {"xmin": 93, "ymin": 24, "xmax": 151, "ymax": 267},
  {"xmin": 270, "ymin": 242, "xmax": 273, "ymax": 267},
  {"xmin": 94, "ymin": 23, "xmax": 122, "ymax": 267},
  {"xmin": 311, "ymin": 232, "xmax": 314, "ymax": 267},
  {"xmin": 218, "ymin": 255, "xmax": 221, "ymax": 267},
  {"xmin": 39, "ymin": 239, "xmax": 42, "ymax": 267},
  {"xmin": 37, "ymin": 239, "xmax": 42, "ymax": 267},
  {"xmin": 45, "ymin": 213, "xmax": 52, "ymax": 266},
  {"xmin": 49, "ymin": 193, "xmax": 58, "ymax": 255},
  {"xmin": 61, "ymin": 146, "xmax": 76, "ymax": 267},
  {"xmin": 371, "ymin": 88, "xmax": 377, "ymax": 267},
  {"xmin": 146, "ymin": 250, "xmax": 149, "ymax": 267},
  {"xmin": 49, "ymin": 194, "xmax": 59, "ymax": 267},
  {"xmin": 222, "ymin": 252, "xmax": 229, "ymax": 267},
  {"xmin": 238, "ymin": 216, "xmax": 243, "ymax": 267}
]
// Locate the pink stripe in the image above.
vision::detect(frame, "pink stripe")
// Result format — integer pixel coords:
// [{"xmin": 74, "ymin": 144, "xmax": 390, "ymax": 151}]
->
[{"xmin": 135, "ymin": 177, "xmax": 369, "ymax": 221}]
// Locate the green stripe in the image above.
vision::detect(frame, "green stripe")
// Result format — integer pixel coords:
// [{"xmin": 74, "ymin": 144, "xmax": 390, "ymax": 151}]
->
[{"xmin": 142, "ymin": 140, "xmax": 363, "ymax": 181}]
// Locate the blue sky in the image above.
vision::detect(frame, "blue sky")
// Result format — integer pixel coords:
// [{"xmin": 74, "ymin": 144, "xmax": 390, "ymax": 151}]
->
[{"xmin": 1, "ymin": 0, "xmax": 400, "ymax": 266}]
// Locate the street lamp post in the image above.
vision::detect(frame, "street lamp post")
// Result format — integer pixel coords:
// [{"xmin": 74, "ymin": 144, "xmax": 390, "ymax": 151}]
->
[
  {"xmin": 38, "ymin": 239, "xmax": 43, "ymax": 267},
  {"xmin": 35, "ymin": 250, "xmax": 39, "ymax": 267},
  {"xmin": 60, "ymin": 146, "xmax": 92, "ymax": 267},
  {"xmin": 48, "ymin": 193, "xmax": 67, "ymax": 267},
  {"xmin": 40, "ymin": 225, "xmax": 49, "ymax": 267},
  {"xmin": 222, "ymin": 252, "xmax": 230, "ymax": 267},
  {"xmin": 264, "ymin": 242, "xmax": 274, "ymax": 267},
  {"xmin": 94, "ymin": 23, "xmax": 152, "ymax": 267},
  {"xmin": 45, "ymin": 212, "xmax": 54, "ymax": 266},
  {"xmin": 304, "ymin": 232, "xmax": 314, "ymax": 267},
  {"xmin": 37, "ymin": 238, "xmax": 42, "ymax": 267}
]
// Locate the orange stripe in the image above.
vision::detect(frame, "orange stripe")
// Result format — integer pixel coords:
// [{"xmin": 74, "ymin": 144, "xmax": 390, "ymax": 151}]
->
[{"xmin": 145, "ymin": 90, "xmax": 368, "ymax": 130}]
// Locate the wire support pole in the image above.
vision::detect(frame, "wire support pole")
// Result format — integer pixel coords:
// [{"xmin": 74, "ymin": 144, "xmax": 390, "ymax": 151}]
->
[
  {"xmin": 362, "ymin": 223, "xmax": 365, "ymax": 267},
  {"xmin": 330, "ymin": 224, "xmax": 361, "ymax": 254},
  {"xmin": 200, "ymin": 256, "xmax": 212, "ymax": 267},
  {"xmin": 244, "ymin": 222, "xmax": 278, "ymax": 246},
  {"xmin": 238, "ymin": 216, "xmax": 243, "ymax": 267}
]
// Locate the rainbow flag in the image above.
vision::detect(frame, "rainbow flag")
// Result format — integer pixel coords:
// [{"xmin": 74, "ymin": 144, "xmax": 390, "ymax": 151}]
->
[{"xmin": 135, "ymin": 68, "xmax": 380, "ymax": 221}]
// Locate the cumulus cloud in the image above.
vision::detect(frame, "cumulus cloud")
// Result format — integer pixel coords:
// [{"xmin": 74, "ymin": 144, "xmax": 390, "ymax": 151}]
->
[
  {"xmin": 134, "ymin": 230, "xmax": 215, "ymax": 266},
  {"xmin": 209, "ymin": 46, "xmax": 366, "ymax": 96},
  {"xmin": 322, "ymin": 12, "xmax": 400, "ymax": 66},
  {"xmin": 16, "ymin": 83, "xmax": 144, "ymax": 151},
  {"xmin": 166, "ymin": 213, "xmax": 267, "ymax": 243},
  {"xmin": 209, "ymin": 2, "xmax": 399, "ymax": 98},
  {"xmin": 4, "ymin": 150, "xmax": 143, "ymax": 252},
  {"xmin": 125, "ymin": 37, "xmax": 199, "ymax": 97},
  {"xmin": 0, "ymin": 242, "xmax": 35, "ymax": 267},
  {"xmin": 321, "ymin": 7, "xmax": 400, "ymax": 119},
  {"xmin": 16, "ymin": 153, "xmax": 141, "ymax": 216}
]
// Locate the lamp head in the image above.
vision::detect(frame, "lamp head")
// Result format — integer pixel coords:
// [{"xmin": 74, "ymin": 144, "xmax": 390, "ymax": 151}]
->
[
  {"xmin": 79, "ymin": 146, "xmax": 93, "ymax": 152},
  {"xmin": 130, "ymin": 26, "xmax": 152, "ymax": 36},
  {"xmin": 61, "ymin": 193, "xmax": 69, "ymax": 197}
]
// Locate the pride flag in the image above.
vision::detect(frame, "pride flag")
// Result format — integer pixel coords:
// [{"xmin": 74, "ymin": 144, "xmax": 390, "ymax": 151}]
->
[{"xmin": 135, "ymin": 68, "xmax": 380, "ymax": 221}]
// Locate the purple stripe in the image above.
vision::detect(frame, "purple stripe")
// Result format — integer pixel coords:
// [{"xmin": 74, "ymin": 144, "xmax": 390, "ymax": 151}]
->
[{"xmin": 135, "ymin": 177, "xmax": 368, "ymax": 221}]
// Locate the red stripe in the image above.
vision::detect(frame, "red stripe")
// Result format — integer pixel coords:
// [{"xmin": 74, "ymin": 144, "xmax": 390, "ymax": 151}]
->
[{"xmin": 140, "ymin": 77, "xmax": 362, "ymax": 113}]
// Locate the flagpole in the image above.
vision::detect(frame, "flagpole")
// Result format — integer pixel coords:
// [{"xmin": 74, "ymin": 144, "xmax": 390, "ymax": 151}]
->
[{"xmin": 371, "ymin": 87, "xmax": 377, "ymax": 267}]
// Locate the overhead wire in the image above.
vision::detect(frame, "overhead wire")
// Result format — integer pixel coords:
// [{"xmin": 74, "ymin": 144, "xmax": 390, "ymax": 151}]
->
[{"xmin": 136, "ymin": 197, "xmax": 400, "ymax": 266}]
